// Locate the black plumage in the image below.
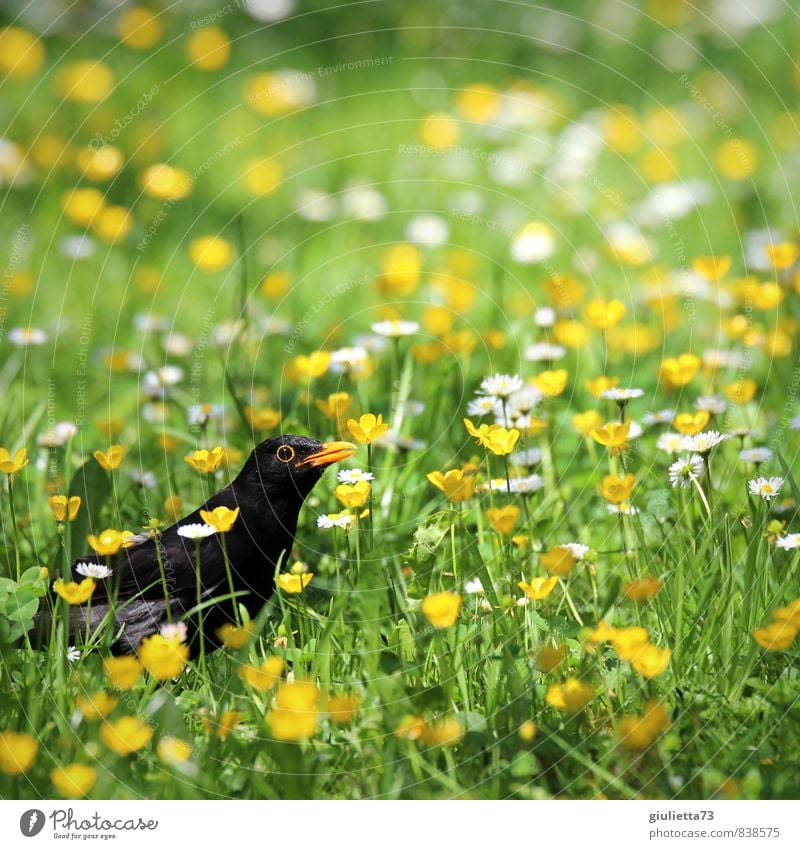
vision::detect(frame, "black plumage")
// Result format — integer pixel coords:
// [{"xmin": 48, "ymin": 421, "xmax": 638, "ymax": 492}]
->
[{"xmin": 40, "ymin": 435, "xmax": 355, "ymax": 655}]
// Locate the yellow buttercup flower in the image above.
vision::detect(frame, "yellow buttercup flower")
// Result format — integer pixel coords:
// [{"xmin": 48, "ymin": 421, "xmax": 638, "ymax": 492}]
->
[
  {"xmin": 531, "ymin": 369, "xmax": 568, "ymax": 398},
  {"xmin": 245, "ymin": 158, "xmax": 283, "ymax": 196},
  {"xmin": 658, "ymin": 354, "xmax": 700, "ymax": 389},
  {"xmin": 140, "ymin": 163, "xmax": 192, "ymax": 200},
  {"xmin": 246, "ymin": 406, "xmax": 282, "ymax": 430},
  {"xmin": 100, "ymin": 716, "xmax": 153, "ymax": 756},
  {"xmin": 51, "ymin": 763, "xmax": 97, "ymax": 797},
  {"xmin": 585, "ymin": 376, "xmax": 619, "ymax": 399},
  {"xmin": 691, "ymin": 255, "xmax": 731, "ymax": 281},
  {"xmin": 421, "ymin": 592, "xmax": 462, "ymax": 629},
  {"xmin": 673, "ymin": 411, "xmax": 710, "ymax": 435},
  {"xmin": 540, "ymin": 546, "xmax": 576, "ymax": 577},
  {"xmin": 138, "ymin": 634, "xmax": 189, "ymax": 681},
  {"xmin": 573, "ymin": 410, "xmax": 604, "ymax": 436},
  {"xmin": 517, "ymin": 576, "xmax": 558, "ymax": 600},
  {"xmin": 753, "ymin": 620, "xmax": 797, "ymax": 651},
  {"xmin": 199, "ymin": 506, "xmax": 240, "ymax": 533},
  {"xmin": 277, "ymin": 572, "xmax": 314, "ymax": 593},
  {"xmin": 267, "ymin": 681, "xmax": 320, "ymax": 741},
  {"xmin": 585, "ymin": 298, "xmax": 626, "ymax": 330},
  {"xmin": 292, "ymin": 351, "xmax": 331, "ymax": 379},
  {"xmin": 157, "ymin": 736, "xmax": 193, "ymax": 765},
  {"xmin": 202, "ymin": 710, "xmax": 244, "ymax": 740},
  {"xmin": 596, "ymin": 474, "xmax": 635, "ymax": 504},
  {"xmin": 486, "ymin": 505, "xmax": 520, "ymax": 535},
  {"xmin": 630, "ymin": 644, "xmax": 671, "ymax": 678},
  {"xmin": 87, "ymin": 528, "xmax": 126, "ymax": 556},
  {"xmin": 48, "ymin": 495, "xmax": 81, "ymax": 522},
  {"xmin": 426, "ymin": 469, "xmax": 476, "ymax": 502},
  {"xmin": 77, "ymin": 145, "xmax": 124, "ymax": 181},
  {"xmin": 216, "ymin": 621, "xmax": 254, "ymax": 649},
  {"xmin": 327, "ymin": 693, "xmax": 362, "ymax": 723},
  {"xmin": 519, "ymin": 720, "xmax": 538, "ymax": 741},
  {"xmin": 611, "ymin": 626, "xmax": 650, "ymax": 659},
  {"xmin": 536, "ymin": 644, "xmax": 567, "ymax": 672},
  {"xmin": 184, "ymin": 446, "xmax": 224, "ymax": 473},
  {"xmin": 240, "ymin": 656, "xmax": 284, "ymax": 691},
  {"xmin": 347, "ymin": 413, "xmax": 389, "ymax": 444},
  {"xmin": 57, "ymin": 61, "xmax": 115, "ymax": 103},
  {"xmin": 76, "ymin": 692, "xmax": 118, "ymax": 720},
  {"xmin": 103, "ymin": 656, "xmax": 144, "ymax": 690},
  {"xmin": 724, "ymin": 378, "xmax": 757, "ymax": 404},
  {"xmin": 617, "ymin": 702, "xmax": 669, "ymax": 750},
  {"xmin": 93, "ymin": 444, "xmax": 126, "ymax": 470},
  {"xmin": 315, "ymin": 392, "xmax": 351, "ymax": 420},
  {"xmin": 0, "ymin": 27, "xmax": 45, "ymax": 79},
  {"xmin": 420, "ymin": 717, "xmax": 465, "ymax": 747},
  {"xmin": 420, "ymin": 113, "xmax": 459, "ymax": 149},
  {"xmin": 335, "ymin": 480, "xmax": 371, "ymax": 508},
  {"xmin": 189, "ymin": 236, "xmax": 233, "ymax": 271},
  {"xmin": 0, "ymin": 731, "xmax": 38, "ymax": 775},
  {"xmin": 117, "ymin": 6, "xmax": 164, "ymax": 49},
  {"xmin": 482, "ymin": 425, "xmax": 520, "ymax": 456},
  {"xmin": 53, "ymin": 578, "xmax": 95, "ymax": 605},
  {"xmin": 186, "ymin": 26, "xmax": 230, "ymax": 70},
  {"xmin": 0, "ymin": 446, "xmax": 28, "ymax": 475},
  {"xmin": 764, "ymin": 241, "xmax": 799, "ymax": 270},
  {"xmin": 589, "ymin": 420, "xmax": 631, "ymax": 451},
  {"xmin": 623, "ymin": 575, "xmax": 663, "ymax": 602},
  {"xmin": 545, "ymin": 679, "xmax": 594, "ymax": 712}
]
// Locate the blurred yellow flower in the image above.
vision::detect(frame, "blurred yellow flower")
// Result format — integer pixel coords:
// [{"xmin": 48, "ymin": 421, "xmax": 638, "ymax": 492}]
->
[
  {"xmin": 673, "ymin": 411, "xmax": 710, "ymax": 435},
  {"xmin": 87, "ymin": 528, "xmax": 126, "ymax": 556},
  {"xmin": 585, "ymin": 376, "xmax": 619, "ymax": 399},
  {"xmin": 0, "ymin": 731, "xmax": 38, "ymax": 775},
  {"xmin": 93, "ymin": 444, "xmax": 125, "ymax": 470},
  {"xmin": 184, "ymin": 446, "xmax": 224, "ymax": 473},
  {"xmin": 189, "ymin": 236, "xmax": 233, "ymax": 271},
  {"xmin": 293, "ymin": 351, "xmax": 331, "ymax": 379},
  {"xmin": 420, "ymin": 113, "xmax": 459, "ymax": 149},
  {"xmin": 76, "ymin": 692, "xmax": 118, "ymax": 720},
  {"xmin": 658, "ymin": 354, "xmax": 700, "ymax": 389},
  {"xmin": 216, "ymin": 621, "xmax": 254, "ymax": 649},
  {"xmin": 53, "ymin": 578, "xmax": 95, "ymax": 605},
  {"xmin": 486, "ymin": 505, "xmax": 520, "ymax": 534},
  {"xmin": 202, "ymin": 710, "xmax": 244, "ymax": 740},
  {"xmin": 138, "ymin": 634, "xmax": 189, "ymax": 680},
  {"xmin": 421, "ymin": 592, "xmax": 462, "ymax": 629},
  {"xmin": 630, "ymin": 643, "xmax": 671, "ymax": 678},
  {"xmin": 315, "ymin": 392, "xmax": 351, "ymax": 420},
  {"xmin": 519, "ymin": 720, "xmax": 538, "ymax": 741},
  {"xmin": 623, "ymin": 575, "xmax": 663, "ymax": 602},
  {"xmin": 199, "ymin": 506, "xmax": 240, "ymax": 533},
  {"xmin": 724, "ymin": 378, "xmax": 757, "ymax": 404},
  {"xmin": 327, "ymin": 693, "xmax": 362, "ymax": 724},
  {"xmin": 456, "ymin": 83, "xmax": 500, "ymax": 122},
  {"xmin": 596, "ymin": 473, "xmax": 635, "ymax": 504},
  {"xmin": 517, "ymin": 576, "xmax": 558, "ymax": 600},
  {"xmin": 103, "ymin": 655, "xmax": 144, "ymax": 690},
  {"xmin": 245, "ymin": 158, "xmax": 283, "ymax": 196},
  {"xmin": 267, "ymin": 681, "xmax": 320, "ymax": 741},
  {"xmin": 0, "ymin": 26, "xmax": 45, "ymax": 79},
  {"xmin": 764, "ymin": 241, "xmax": 799, "ymax": 270},
  {"xmin": 186, "ymin": 26, "xmax": 230, "ymax": 70},
  {"xmin": 545, "ymin": 679, "xmax": 594, "ymax": 712},
  {"xmin": 0, "ymin": 446, "xmax": 28, "ymax": 475},
  {"xmin": 541, "ymin": 546, "xmax": 576, "ymax": 577},
  {"xmin": 101, "ymin": 716, "xmax": 153, "ymax": 755},
  {"xmin": 617, "ymin": 702, "xmax": 669, "ymax": 750},
  {"xmin": 753, "ymin": 620, "xmax": 797, "ymax": 651},
  {"xmin": 691, "ymin": 255, "xmax": 731, "ymax": 281},
  {"xmin": 57, "ymin": 61, "xmax": 115, "ymax": 103},
  {"xmin": 117, "ymin": 6, "xmax": 164, "ymax": 49},
  {"xmin": 531, "ymin": 369, "xmax": 568, "ymax": 398},
  {"xmin": 157, "ymin": 736, "xmax": 192, "ymax": 765},
  {"xmin": 51, "ymin": 763, "xmax": 97, "ymax": 797},
  {"xmin": 77, "ymin": 145, "xmax": 125, "ymax": 181},
  {"xmin": 246, "ymin": 406, "xmax": 282, "ymax": 430},
  {"xmin": 536, "ymin": 644, "xmax": 567, "ymax": 672},
  {"xmin": 573, "ymin": 410, "xmax": 604, "ymax": 436},
  {"xmin": 347, "ymin": 413, "xmax": 388, "ymax": 444},
  {"xmin": 426, "ymin": 469, "xmax": 476, "ymax": 502},
  {"xmin": 48, "ymin": 495, "xmax": 81, "ymax": 522},
  {"xmin": 585, "ymin": 298, "xmax": 626, "ymax": 330},
  {"xmin": 241, "ymin": 656, "xmax": 284, "ymax": 691},
  {"xmin": 378, "ymin": 244, "xmax": 422, "ymax": 295},
  {"xmin": 140, "ymin": 163, "xmax": 192, "ymax": 200}
]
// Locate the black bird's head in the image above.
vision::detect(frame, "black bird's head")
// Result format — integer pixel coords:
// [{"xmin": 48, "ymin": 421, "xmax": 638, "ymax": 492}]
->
[{"xmin": 240, "ymin": 434, "xmax": 357, "ymax": 502}]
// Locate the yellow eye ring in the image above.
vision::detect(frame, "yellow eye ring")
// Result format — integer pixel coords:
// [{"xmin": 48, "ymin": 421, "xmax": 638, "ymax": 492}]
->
[{"xmin": 276, "ymin": 445, "xmax": 295, "ymax": 463}]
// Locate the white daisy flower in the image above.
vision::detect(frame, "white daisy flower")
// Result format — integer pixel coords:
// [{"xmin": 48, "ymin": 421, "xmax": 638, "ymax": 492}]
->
[
  {"xmin": 467, "ymin": 396, "xmax": 503, "ymax": 417},
  {"xmin": 405, "ymin": 213, "xmax": 449, "ymax": 246},
  {"xmin": 129, "ymin": 469, "xmax": 158, "ymax": 489},
  {"xmin": 681, "ymin": 431, "xmax": 725, "ymax": 453},
  {"xmin": 606, "ymin": 503, "xmax": 639, "ymax": 515},
  {"xmin": 37, "ymin": 421, "xmax": 78, "ymax": 448},
  {"xmin": 75, "ymin": 562, "xmax": 113, "ymax": 579},
  {"xmin": 560, "ymin": 543, "xmax": 589, "ymax": 560},
  {"xmin": 642, "ymin": 409, "xmax": 675, "ymax": 426},
  {"xmin": 188, "ymin": 403, "xmax": 224, "ymax": 427},
  {"xmin": 8, "ymin": 327, "xmax": 47, "ymax": 347},
  {"xmin": 507, "ymin": 386, "xmax": 543, "ymax": 413},
  {"xmin": 534, "ymin": 307, "xmax": 556, "ymax": 327},
  {"xmin": 295, "ymin": 188, "xmax": 336, "ymax": 222},
  {"xmin": 330, "ymin": 346, "xmax": 369, "ymax": 373},
  {"xmin": 696, "ymin": 395, "xmax": 727, "ymax": 414},
  {"xmin": 478, "ymin": 373, "xmax": 524, "ymax": 398},
  {"xmin": 337, "ymin": 468, "xmax": 374, "ymax": 484},
  {"xmin": 601, "ymin": 388, "xmax": 644, "ymax": 401},
  {"xmin": 776, "ymin": 533, "xmax": 800, "ymax": 550},
  {"xmin": 160, "ymin": 622, "xmax": 189, "ymax": 642},
  {"xmin": 790, "ymin": 415, "xmax": 800, "ymax": 431},
  {"xmin": 177, "ymin": 523, "xmax": 217, "ymax": 540},
  {"xmin": 748, "ymin": 476, "xmax": 784, "ymax": 501},
  {"xmin": 371, "ymin": 320, "xmax": 419, "ymax": 338},
  {"xmin": 511, "ymin": 447, "xmax": 543, "ymax": 467},
  {"xmin": 317, "ymin": 512, "xmax": 354, "ymax": 530},
  {"xmin": 657, "ymin": 432, "xmax": 685, "ymax": 454},
  {"xmin": 740, "ymin": 447, "xmax": 773, "ymax": 464},
  {"xmin": 524, "ymin": 342, "xmax": 566, "ymax": 362},
  {"xmin": 669, "ymin": 454, "xmax": 705, "ymax": 488},
  {"xmin": 134, "ymin": 313, "xmax": 169, "ymax": 333},
  {"xmin": 464, "ymin": 578, "xmax": 485, "ymax": 595},
  {"xmin": 66, "ymin": 646, "xmax": 81, "ymax": 663}
]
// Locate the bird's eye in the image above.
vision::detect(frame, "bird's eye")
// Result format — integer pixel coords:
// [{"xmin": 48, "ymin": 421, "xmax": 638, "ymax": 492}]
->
[{"xmin": 276, "ymin": 445, "xmax": 295, "ymax": 463}]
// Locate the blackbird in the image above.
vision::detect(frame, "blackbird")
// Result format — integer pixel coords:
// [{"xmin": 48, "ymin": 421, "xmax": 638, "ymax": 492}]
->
[{"xmin": 39, "ymin": 436, "xmax": 356, "ymax": 655}]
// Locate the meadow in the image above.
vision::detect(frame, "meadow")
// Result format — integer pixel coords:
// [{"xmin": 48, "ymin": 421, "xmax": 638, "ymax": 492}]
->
[{"xmin": 0, "ymin": 0, "xmax": 799, "ymax": 800}]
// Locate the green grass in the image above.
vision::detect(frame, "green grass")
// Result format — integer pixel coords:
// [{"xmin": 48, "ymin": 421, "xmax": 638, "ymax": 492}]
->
[{"xmin": 1, "ymin": 1, "xmax": 800, "ymax": 801}]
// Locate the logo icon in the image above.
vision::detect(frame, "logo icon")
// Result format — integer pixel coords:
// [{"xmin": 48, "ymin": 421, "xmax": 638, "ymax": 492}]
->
[{"xmin": 19, "ymin": 810, "xmax": 45, "ymax": 837}]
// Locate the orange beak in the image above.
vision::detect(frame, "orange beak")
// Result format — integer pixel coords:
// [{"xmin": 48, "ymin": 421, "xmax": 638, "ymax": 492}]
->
[{"xmin": 297, "ymin": 441, "xmax": 357, "ymax": 468}]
